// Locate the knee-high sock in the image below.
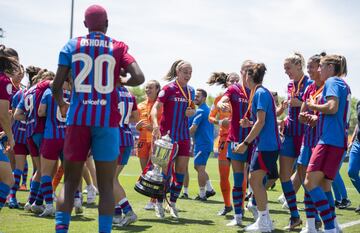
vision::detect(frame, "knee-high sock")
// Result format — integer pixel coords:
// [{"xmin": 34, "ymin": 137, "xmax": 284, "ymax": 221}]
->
[
  {"xmin": 232, "ymin": 172, "xmax": 244, "ymax": 215},
  {"xmin": 170, "ymin": 173, "xmax": 184, "ymax": 203},
  {"xmin": 9, "ymin": 169, "xmax": 22, "ymax": 199},
  {"xmin": 0, "ymin": 182, "xmax": 10, "ymax": 209},
  {"xmin": 55, "ymin": 211, "xmax": 70, "ymax": 233},
  {"xmin": 41, "ymin": 175, "xmax": 53, "ymax": 205},
  {"xmin": 22, "ymin": 161, "xmax": 28, "ymax": 185},
  {"xmin": 308, "ymin": 187, "xmax": 335, "ymax": 230},
  {"xmin": 219, "ymin": 163, "xmax": 231, "ymax": 207},
  {"xmin": 281, "ymin": 180, "xmax": 300, "ymax": 218}
]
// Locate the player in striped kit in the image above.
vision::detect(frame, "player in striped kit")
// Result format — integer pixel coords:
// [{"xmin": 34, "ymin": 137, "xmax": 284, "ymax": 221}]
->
[
  {"xmin": 36, "ymin": 80, "xmax": 71, "ymax": 216},
  {"xmin": 14, "ymin": 71, "xmax": 54, "ymax": 213},
  {"xmin": 217, "ymin": 61, "xmax": 253, "ymax": 226},
  {"xmin": 52, "ymin": 5, "xmax": 144, "ymax": 233},
  {"xmin": 297, "ymin": 53, "xmax": 325, "ymax": 233},
  {"xmin": 280, "ymin": 52, "xmax": 312, "ymax": 230},
  {"xmin": 304, "ymin": 55, "xmax": 351, "ymax": 233},
  {"xmin": 112, "ymin": 85, "xmax": 139, "ymax": 227},
  {"xmin": 0, "ymin": 45, "xmax": 19, "ymax": 210},
  {"xmin": 208, "ymin": 72, "xmax": 239, "ymax": 215},
  {"xmin": 151, "ymin": 59, "xmax": 195, "ymax": 219}
]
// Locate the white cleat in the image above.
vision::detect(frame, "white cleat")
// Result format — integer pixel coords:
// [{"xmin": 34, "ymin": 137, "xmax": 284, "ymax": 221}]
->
[
  {"xmin": 278, "ymin": 194, "xmax": 286, "ymax": 204},
  {"xmin": 118, "ymin": 210, "xmax": 137, "ymax": 226},
  {"xmin": 86, "ymin": 185, "xmax": 96, "ymax": 204},
  {"xmin": 168, "ymin": 204, "xmax": 179, "ymax": 218},
  {"xmin": 144, "ymin": 201, "xmax": 155, "ymax": 210},
  {"xmin": 155, "ymin": 203, "xmax": 165, "ymax": 219},
  {"xmin": 226, "ymin": 215, "xmax": 242, "ymax": 226},
  {"xmin": 24, "ymin": 202, "xmax": 32, "ymax": 212},
  {"xmin": 282, "ymin": 201, "xmax": 289, "ymax": 209},
  {"xmin": 244, "ymin": 216, "xmax": 273, "ymax": 232},
  {"xmin": 247, "ymin": 201, "xmax": 259, "ymax": 221},
  {"xmin": 31, "ymin": 203, "xmax": 45, "ymax": 214},
  {"xmin": 39, "ymin": 204, "xmax": 55, "ymax": 217},
  {"xmin": 74, "ymin": 198, "xmax": 83, "ymax": 215},
  {"xmin": 112, "ymin": 215, "xmax": 123, "ymax": 225}
]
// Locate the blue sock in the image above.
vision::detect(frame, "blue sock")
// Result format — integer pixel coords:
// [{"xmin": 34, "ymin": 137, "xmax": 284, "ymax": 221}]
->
[
  {"xmin": 119, "ymin": 198, "xmax": 132, "ymax": 215},
  {"xmin": 281, "ymin": 180, "xmax": 299, "ymax": 218},
  {"xmin": 99, "ymin": 215, "xmax": 112, "ymax": 233},
  {"xmin": 0, "ymin": 182, "xmax": 10, "ymax": 209},
  {"xmin": 28, "ymin": 180, "xmax": 40, "ymax": 204},
  {"xmin": 232, "ymin": 172, "xmax": 244, "ymax": 215},
  {"xmin": 308, "ymin": 187, "xmax": 335, "ymax": 230},
  {"xmin": 41, "ymin": 175, "xmax": 53, "ymax": 204},
  {"xmin": 10, "ymin": 169, "xmax": 22, "ymax": 199},
  {"xmin": 170, "ymin": 173, "xmax": 184, "ymax": 203},
  {"xmin": 55, "ymin": 211, "xmax": 70, "ymax": 233},
  {"xmin": 325, "ymin": 191, "xmax": 336, "ymax": 218}
]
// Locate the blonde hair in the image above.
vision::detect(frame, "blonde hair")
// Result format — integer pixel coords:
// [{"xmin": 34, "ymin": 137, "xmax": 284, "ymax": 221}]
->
[
  {"xmin": 164, "ymin": 59, "xmax": 191, "ymax": 81},
  {"xmin": 321, "ymin": 54, "xmax": 347, "ymax": 77},
  {"xmin": 285, "ymin": 52, "xmax": 305, "ymax": 70}
]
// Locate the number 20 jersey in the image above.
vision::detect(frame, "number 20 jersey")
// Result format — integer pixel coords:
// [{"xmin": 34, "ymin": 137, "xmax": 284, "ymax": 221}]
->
[{"xmin": 58, "ymin": 31, "xmax": 135, "ymax": 127}]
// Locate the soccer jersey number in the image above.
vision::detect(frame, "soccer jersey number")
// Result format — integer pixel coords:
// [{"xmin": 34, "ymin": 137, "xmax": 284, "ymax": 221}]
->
[
  {"xmin": 73, "ymin": 53, "xmax": 116, "ymax": 94},
  {"xmin": 24, "ymin": 94, "xmax": 34, "ymax": 117},
  {"xmin": 118, "ymin": 102, "xmax": 133, "ymax": 125}
]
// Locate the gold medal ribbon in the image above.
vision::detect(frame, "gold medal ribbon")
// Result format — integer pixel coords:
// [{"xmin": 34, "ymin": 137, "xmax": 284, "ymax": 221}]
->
[{"xmin": 176, "ymin": 79, "xmax": 192, "ymax": 107}]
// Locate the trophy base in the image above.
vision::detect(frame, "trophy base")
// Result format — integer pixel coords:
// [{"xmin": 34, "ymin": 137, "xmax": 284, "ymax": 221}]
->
[{"xmin": 134, "ymin": 174, "xmax": 165, "ymax": 199}]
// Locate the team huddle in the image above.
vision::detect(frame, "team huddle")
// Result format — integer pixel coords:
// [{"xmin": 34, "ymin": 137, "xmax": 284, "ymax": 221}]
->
[{"xmin": 0, "ymin": 4, "xmax": 359, "ymax": 233}]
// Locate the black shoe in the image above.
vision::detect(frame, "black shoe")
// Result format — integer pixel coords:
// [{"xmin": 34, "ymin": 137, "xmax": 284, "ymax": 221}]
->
[
  {"xmin": 217, "ymin": 206, "xmax": 233, "ymax": 216},
  {"xmin": 335, "ymin": 200, "xmax": 341, "ymax": 208},
  {"xmin": 205, "ymin": 190, "xmax": 216, "ymax": 198},
  {"xmin": 179, "ymin": 193, "xmax": 189, "ymax": 199},
  {"xmin": 355, "ymin": 205, "xmax": 360, "ymax": 213},
  {"xmin": 195, "ymin": 195, "xmax": 207, "ymax": 201},
  {"xmin": 339, "ymin": 198, "xmax": 351, "ymax": 209}
]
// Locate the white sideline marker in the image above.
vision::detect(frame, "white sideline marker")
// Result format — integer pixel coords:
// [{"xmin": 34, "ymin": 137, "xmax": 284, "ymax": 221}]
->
[{"xmin": 340, "ymin": 220, "xmax": 360, "ymax": 229}]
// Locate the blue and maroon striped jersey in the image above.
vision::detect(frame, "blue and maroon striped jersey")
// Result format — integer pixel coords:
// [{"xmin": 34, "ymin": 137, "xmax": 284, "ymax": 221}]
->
[
  {"xmin": 223, "ymin": 83, "xmax": 251, "ymax": 143},
  {"xmin": 157, "ymin": 81, "xmax": 195, "ymax": 142},
  {"xmin": 284, "ymin": 76, "xmax": 312, "ymax": 136},
  {"xmin": 16, "ymin": 80, "xmax": 50, "ymax": 138},
  {"xmin": 58, "ymin": 32, "xmax": 135, "ymax": 127},
  {"xmin": 301, "ymin": 83, "xmax": 322, "ymax": 147},
  {"xmin": 117, "ymin": 86, "xmax": 137, "ymax": 147},
  {"xmin": 40, "ymin": 88, "xmax": 69, "ymax": 139},
  {"xmin": 11, "ymin": 90, "xmax": 27, "ymax": 144},
  {"xmin": 317, "ymin": 77, "xmax": 351, "ymax": 148}
]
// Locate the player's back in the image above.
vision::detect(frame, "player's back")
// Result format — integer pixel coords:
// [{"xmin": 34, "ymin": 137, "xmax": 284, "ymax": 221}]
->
[{"xmin": 59, "ymin": 31, "xmax": 135, "ymax": 127}]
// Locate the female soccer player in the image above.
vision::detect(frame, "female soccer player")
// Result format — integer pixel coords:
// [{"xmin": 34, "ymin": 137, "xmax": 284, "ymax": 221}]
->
[
  {"xmin": 217, "ymin": 60, "xmax": 253, "ymax": 226},
  {"xmin": 304, "ymin": 54, "xmax": 351, "ymax": 233},
  {"xmin": 0, "ymin": 45, "xmax": 18, "ymax": 210},
  {"xmin": 112, "ymin": 85, "xmax": 139, "ymax": 227},
  {"xmin": 52, "ymin": 5, "xmax": 144, "ymax": 233},
  {"xmin": 280, "ymin": 52, "xmax": 312, "ymax": 230},
  {"xmin": 236, "ymin": 63, "xmax": 281, "ymax": 232},
  {"xmin": 208, "ymin": 72, "xmax": 239, "ymax": 216},
  {"xmin": 297, "ymin": 53, "xmax": 325, "ymax": 232},
  {"xmin": 151, "ymin": 59, "xmax": 195, "ymax": 218}
]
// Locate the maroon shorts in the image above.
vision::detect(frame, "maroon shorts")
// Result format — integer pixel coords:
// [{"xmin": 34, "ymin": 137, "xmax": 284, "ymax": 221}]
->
[
  {"xmin": 307, "ymin": 144, "xmax": 344, "ymax": 180},
  {"xmin": 27, "ymin": 137, "xmax": 40, "ymax": 157},
  {"xmin": 177, "ymin": 139, "xmax": 191, "ymax": 157},
  {"xmin": 14, "ymin": 143, "xmax": 29, "ymax": 156},
  {"xmin": 41, "ymin": 138, "xmax": 64, "ymax": 161}
]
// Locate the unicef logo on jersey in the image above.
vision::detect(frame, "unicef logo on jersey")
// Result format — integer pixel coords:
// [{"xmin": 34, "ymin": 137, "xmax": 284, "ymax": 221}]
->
[{"xmin": 82, "ymin": 99, "xmax": 108, "ymax": 106}]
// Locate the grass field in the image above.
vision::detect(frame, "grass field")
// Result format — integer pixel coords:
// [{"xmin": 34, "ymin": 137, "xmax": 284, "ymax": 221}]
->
[{"xmin": 0, "ymin": 156, "xmax": 359, "ymax": 233}]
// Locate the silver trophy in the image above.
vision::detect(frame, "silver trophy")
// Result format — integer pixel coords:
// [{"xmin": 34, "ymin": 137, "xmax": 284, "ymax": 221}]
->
[{"xmin": 135, "ymin": 132, "xmax": 178, "ymax": 198}]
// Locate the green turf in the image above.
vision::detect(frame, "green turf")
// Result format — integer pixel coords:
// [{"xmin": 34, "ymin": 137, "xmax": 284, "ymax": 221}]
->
[{"xmin": 0, "ymin": 156, "xmax": 359, "ymax": 232}]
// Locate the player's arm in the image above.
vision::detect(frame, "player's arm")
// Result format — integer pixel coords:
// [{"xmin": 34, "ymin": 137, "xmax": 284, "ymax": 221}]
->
[
  {"xmin": 150, "ymin": 101, "xmax": 163, "ymax": 139},
  {"xmin": 129, "ymin": 110, "xmax": 139, "ymax": 124},
  {"xmin": 52, "ymin": 65, "xmax": 70, "ymax": 108},
  {"xmin": 14, "ymin": 108, "xmax": 26, "ymax": 121},
  {"xmin": 38, "ymin": 103, "xmax": 47, "ymax": 117},
  {"xmin": 122, "ymin": 62, "xmax": 145, "ymax": 87},
  {"xmin": 217, "ymin": 95, "xmax": 231, "ymax": 112},
  {"xmin": 189, "ymin": 124, "xmax": 198, "ymax": 136},
  {"xmin": 307, "ymin": 96, "xmax": 338, "ymax": 114}
]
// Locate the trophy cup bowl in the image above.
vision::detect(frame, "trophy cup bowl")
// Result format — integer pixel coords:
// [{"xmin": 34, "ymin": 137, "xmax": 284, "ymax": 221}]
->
[{"xmin": 135, "ymin": 132, "xmax": 178, "ymax": 198}]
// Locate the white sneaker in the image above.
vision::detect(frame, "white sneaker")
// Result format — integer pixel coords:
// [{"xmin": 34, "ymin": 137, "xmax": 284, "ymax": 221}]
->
[
  {"xmin": 334, "ymin": 218, "xmax": 343, "ymax": 233},
  {"xmin": 278, "ymin": 194, "xmax": 286, "ymax": 204},
  {"xmin": 300, "ymin": 218, "xmax": 319, "ymax": 233},
  {"xmin": 39, "ymin": 204, "xmax": 55, "ymax": 217},
  {"xmin": 155, "ymin": 203, "xmax": 165, "ymax": 218},
  {"xmin": 324, "ymin": 229, "xmax": 336, "ymax": 233},
  {"xmin": 226, "ymin": 214, "xmax": 242, "ymax": 226},
  {"xmin": 24, "ymin": 202, "xmax": 32, "ymax": 212},
  {"xmin": 168, "ymin": 204, "xmax": 179, "ymax": 218},
  {"xmin": 244, "ymin": 215, "xmax": 273, "ymax": 232},
  {"xmin": 31, "ymin": 203, "xmax": 45, "ymax": 214},
  {"xmin": 247, "ymin": 200, "xmax": 259, "ymax": 221},
  {"xmin": 113, "ymin": 215, "xmax": 123, "ymax": 225},
  {"xmin": 118, "ymin": 210, "xmax": 137, "ymax": 226},
  {"xmin": 282, "ymin": 201, "xmax": 289, "ymax": 209},
  {"xmin": 86, "ymin": 185, "xmax": 96, "ymax": 204},
  {"xmin": 74, "ymin": 198, "xmax": 83, "ymax": 215},
  {"xmin": 144, "ymin": 201, "xmax": 155, "ymax": 210}
]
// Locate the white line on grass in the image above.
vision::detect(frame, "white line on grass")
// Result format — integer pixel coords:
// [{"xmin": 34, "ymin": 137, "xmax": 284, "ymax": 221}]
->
[{"xmin": 340, "ymin": 220, "xmax": 360, "ymax": 229}]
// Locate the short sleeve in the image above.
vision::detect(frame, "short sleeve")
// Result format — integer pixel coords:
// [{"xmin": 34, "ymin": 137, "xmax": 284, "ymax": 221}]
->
[
  {"xmin": 41, "ymin": 88, "xmax": 51, "ymax": 105},
  {"xmin": 113, "ymin": 41, "xmax": 136, "ymax": 69},
  {"xmin": 324, "ymin": 78, "xmax": 340, "ymax": 100},
  {"xmin": 254, "ymin": 90, "xmax": 268, "ymax": 112},
  {"xmin": 224, "ymin": 85, "xmax": 234, "ymax": 98},
  {"xmin": 17, "ymin": 94, "xmax": 25, "ymax": 110},
  {"xmin": 157, "ymin": 85, "xmax": 170, "ymax": 104},
  {"xmin": 192, "ymin": 109, "xmax": 204, "ymax": 126},
  {"xmin": 58, "ymin": 39, "xmax": 77, "ymax": 67},
  {"xmin": 0, "ymin": 77, "xmax": 12, "ymax": 101}
]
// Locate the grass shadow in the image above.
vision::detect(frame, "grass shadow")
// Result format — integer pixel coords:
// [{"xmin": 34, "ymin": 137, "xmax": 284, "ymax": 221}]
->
[
  {"xmin": 112, "ymin": 224, "xmax": 152, "ymax": 232},
  {"xmin": 139, "ymin": 217, "xmax": 215, "ymax": 226},
  {"xmin": 71, "ymin": 215, "xmax": 95, "ymax": 222}
]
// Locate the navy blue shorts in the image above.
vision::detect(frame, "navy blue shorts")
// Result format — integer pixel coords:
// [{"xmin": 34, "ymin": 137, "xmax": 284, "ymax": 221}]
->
[{"xmin": 250, "ymin": 150, "xmax": 279, "ymax": 174}]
